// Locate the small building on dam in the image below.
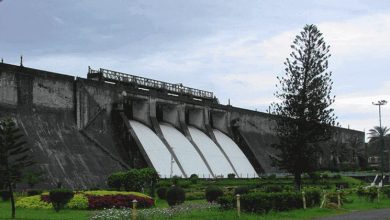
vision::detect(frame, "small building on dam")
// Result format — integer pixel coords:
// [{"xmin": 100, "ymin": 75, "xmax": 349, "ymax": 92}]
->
[{"xmin": 0, "ymin": 62, "xmax": 365, "ymax": 189}]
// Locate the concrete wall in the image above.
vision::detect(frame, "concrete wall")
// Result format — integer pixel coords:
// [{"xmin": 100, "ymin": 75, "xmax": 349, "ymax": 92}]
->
[{"xmin": 0, "ymin": 63, "xmax": 366, "ymax": 188}]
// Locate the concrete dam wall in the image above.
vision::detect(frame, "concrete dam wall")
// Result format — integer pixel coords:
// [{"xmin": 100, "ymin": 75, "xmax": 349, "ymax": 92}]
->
[{"xmin": 0, "ymin": 63, "xmax": 365, "ymax": 189}]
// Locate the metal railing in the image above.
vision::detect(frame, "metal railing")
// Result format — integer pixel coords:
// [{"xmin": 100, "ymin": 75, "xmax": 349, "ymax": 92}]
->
[{"xmin": 88, "ymin": 68, "xmax": 214, "ymax": 99}]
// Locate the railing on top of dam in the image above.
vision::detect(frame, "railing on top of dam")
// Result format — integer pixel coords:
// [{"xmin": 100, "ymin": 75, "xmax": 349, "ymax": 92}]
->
[{"xmin": 88, "ymin": 67, "xmax": 214, "ymax": 100}]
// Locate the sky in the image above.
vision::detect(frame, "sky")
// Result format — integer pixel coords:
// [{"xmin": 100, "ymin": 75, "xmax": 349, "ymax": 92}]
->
[{"xmin": 1, "ymin": 0, "xmax": 389, "ymax": 140}]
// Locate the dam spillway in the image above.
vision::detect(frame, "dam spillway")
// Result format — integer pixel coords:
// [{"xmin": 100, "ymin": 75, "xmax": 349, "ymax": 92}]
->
[
  {"xmin": 213, "ymin": 129, "xmax": 257, "ymax": 177},
  {"xmin": 188, "ymin": 126, "xmax": 235, "ymax": 177},
  {"xmin": 129, "ymin": 120, "xmax": 182, "ymax": 177},
  {"xmin": 160, "ymin": 123, "xmax": 212, "ymax": 177}
]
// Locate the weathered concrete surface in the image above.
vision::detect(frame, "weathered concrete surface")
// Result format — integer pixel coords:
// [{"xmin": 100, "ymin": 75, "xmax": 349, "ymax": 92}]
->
[{"xmin": 0, "ymin": 63, "xmax": 366, "ymax": 188}]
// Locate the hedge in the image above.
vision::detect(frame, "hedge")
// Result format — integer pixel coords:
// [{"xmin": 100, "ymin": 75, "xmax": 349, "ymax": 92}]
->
[
  {"xmin": 17, "ymin": 190, "xmax": 154, "ymax": 210},
  {"xmin": 218, "ymin": 189, "xmax": 321, "ymax": 213}
]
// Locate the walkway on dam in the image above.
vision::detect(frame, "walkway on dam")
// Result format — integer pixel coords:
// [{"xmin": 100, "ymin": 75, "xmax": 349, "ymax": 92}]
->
[{"xmin": 316, "ymin": 208, "xmax": 390, "ymax": 220}]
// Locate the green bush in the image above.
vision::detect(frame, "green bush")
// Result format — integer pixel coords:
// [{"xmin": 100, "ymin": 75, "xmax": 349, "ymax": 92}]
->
[
  {"xmin": 234, "ymin": 186, "xmax": 250, "ymax": 195},
  {"xmin": 166, "ymin": 186, "xmax": 185, "ymax": 206},
  {"xmin": 218, "ymin": 190, "xmax": 321, "ymax": 213},
  {"xmin": 66, "ymin": 194, "xmax": 88, "ymax": 209},
  {"xmin": 189, "ymin": 174, "xmax": 199, "ymax": 184},
  {"xmin": 356, "ymin": 186, "xmax": 378, "ymax": 202},
  {"xmin": 171, "ymin": 175, "xmax": 181, "ymax": 185},
  {"xmin": 264, "ymin": 185, "xmax": 283, "ymax": 193},
  {"xmin": 218, "ymin": 195, "xmax": 235, "ymax": 209},
  {"xmin": 107, "ymin": 168, "xmax": 158, "ymax": 193},
  {"xmin": 382, "ymin": 186, "xmax": 390, "ymax": 198},
  {"xmin": 107, "ymin": 172, "xmax": 125, "ymax": 190},
  {"xmin": 227, "ymin": 173, "xmax": 235, "ymax": 179},
  {"xmin": 205, "ymin": 186, "xmax": 224, "ymax": 203},
  {"xmin": 1, "ymin": 190, "xmax": 11, "ymax": 201},
  {"xmin": 49, "ymin": 189, "xmax": 74, "ymax": 212},
  {"xmin": 156, "ymin": 187, "xmax": 167, "ymax": 200},
  {"xmin": 16, "ymin": 195, "xmax": 52, "ymax": 209}
]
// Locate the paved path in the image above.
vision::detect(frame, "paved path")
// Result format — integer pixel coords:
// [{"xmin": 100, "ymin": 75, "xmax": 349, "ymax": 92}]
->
[{"xmin": 316, "ymin": 208, "xmax": 390, "ymax": 220}]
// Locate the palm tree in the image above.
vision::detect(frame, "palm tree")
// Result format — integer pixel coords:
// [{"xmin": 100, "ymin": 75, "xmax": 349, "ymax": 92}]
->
[{"xmin": 368, "ymin": 126, "xmax": 390, "ymax": 143}]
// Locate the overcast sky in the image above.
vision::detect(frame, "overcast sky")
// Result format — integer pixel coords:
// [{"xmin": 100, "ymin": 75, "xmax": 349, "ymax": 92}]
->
[{"xmin": 1, "ymin": 0, "xmax": 389, "ymax": 140}]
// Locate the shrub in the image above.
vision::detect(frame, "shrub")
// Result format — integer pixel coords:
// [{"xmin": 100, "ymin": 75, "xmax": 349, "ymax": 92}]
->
[
  {"xmin": 264, "ymin": 185, "xmax": 283, "ymax": 193},
  {"xmin": 205, "ymin": 186, "xmax": 224, "ymax": 203},
  {"xmin": 107, "ymin": 168, "xmax": 159, "ymax": 193},
  {"xmin": 189, "ymin": 174, "xmax": 199, "ymax": 184},
  {"xmin": 227, "ymin": 173, "xmax": 235, "ymax": 179},
  {"xmin": 87, "ymin": 194, "xmax": 154, "ymax": 209},
  {"xmin": 268, "ymin": 174, "xmax": 276, "ymax": 179},
  {"xmin": 304, "ymin": 188, "xmax": 321, "ymax": 207},
  {"xmin": 1, "ymin": 190, "xmax": 11, "ymax": 201},
  {"xmin": 27, "ymin": 189, "xmax": 43, "ymax": 196},
  {"xmin": 107, "ymin": 172, "xmax": 125, "ymax": 190},
  {"xmin": 333, "ymin": 174, "xmax": 341, "ymax": 179},
  {"xmin": 66, "ymin": 194, "xmax": 88, "ymax": 209},
  {"xmin": 382, "ymin": 186, "xmax": 390, "ymax": 198},
  {"xmin": 16, "ymin": 195, "xmax": 52, "ymax": 209},
  {"xmin": 49, "ymin": 189, "xmax": 74, "ymax": 212},
  {"xmin": 166, "ymin": 186, "xmax": 185, "ymax": 206},
  {"xmin": 156, "ymin": 187, "xmax": 167, "ymax": 200},
  {"xmin": 234, "ymin": 186, "xmax": 250, "ymax": 195},
  {"xmin": 171, "ymin": 175, "xmax": 181, "ymax": 186},
  {"xmin": 218, "ymin": 195, "xmax": 235, "ymax": 209},
  {"xmin": 356, "ymin": 186, "xmax": 378, "ymax": 202}
]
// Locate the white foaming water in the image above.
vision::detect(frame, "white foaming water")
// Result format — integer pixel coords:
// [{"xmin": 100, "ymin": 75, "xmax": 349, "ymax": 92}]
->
[
  {"xmin": 213, "ymin": 129, "xmax": 257, "ymax": 178},
  {"xmin": 188, "ymin": 126, "xmax": 235, "ymax": 177},
  {"xmin": 129, "ymin": 120, "xmax": 182, "ymax": 177},
  {"xmin": 160, "ymin": 123, "xmax": 211, "ymax": 177}
]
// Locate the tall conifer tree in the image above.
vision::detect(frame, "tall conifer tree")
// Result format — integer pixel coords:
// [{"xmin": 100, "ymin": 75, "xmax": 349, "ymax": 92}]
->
[
  {"xmin": 0, "ymin": 118, "xmax": 34, "ymax": 219},
  {"xmin": 270, "ymin": 24, "xmax": 336, "ymax": 190}
]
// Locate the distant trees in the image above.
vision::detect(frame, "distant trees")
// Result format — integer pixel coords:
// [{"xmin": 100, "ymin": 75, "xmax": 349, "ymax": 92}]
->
[
  {"xmin": 368, "ymin": 126, "xmax": 390, "ymax": 143},
  {"xmin": 0, "ymin": 118, "xmax": 34, "ymax": 219},
  {"xmin": 270, "ymin": 24, "xmax": 337, "ymax": 191}
]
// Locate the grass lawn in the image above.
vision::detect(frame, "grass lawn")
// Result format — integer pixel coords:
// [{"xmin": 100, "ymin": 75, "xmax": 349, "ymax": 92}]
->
[
  {"xmin": 0, "ymin": 201, "xmax": 91, "ymax": 220},
  {"xmin": 2, "ymin": 195, "xmax": 390, "ymax": 220}
]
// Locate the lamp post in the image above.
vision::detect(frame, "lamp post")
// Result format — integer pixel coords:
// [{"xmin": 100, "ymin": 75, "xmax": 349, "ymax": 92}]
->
[{"xmin": 372, "ymin": 100, "xmax": 387, "ymax": 181}]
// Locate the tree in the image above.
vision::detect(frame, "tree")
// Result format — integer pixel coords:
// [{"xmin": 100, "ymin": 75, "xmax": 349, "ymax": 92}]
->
[
  {"xmin": 368, "ymin": 126, "xmax": 390, "ymax": 143},
  {"xmin": 0, "ymin": 117, "xmax": 34, "ymax": 219},
  {"xmin": 270, "ymin": 24, "xmax": 337, "ymax": 191}
]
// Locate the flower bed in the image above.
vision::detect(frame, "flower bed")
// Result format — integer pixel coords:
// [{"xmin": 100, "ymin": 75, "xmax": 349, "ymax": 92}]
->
[{"xmin": 16, "ymin": 190, "xmax": 154, "ymax": 210}]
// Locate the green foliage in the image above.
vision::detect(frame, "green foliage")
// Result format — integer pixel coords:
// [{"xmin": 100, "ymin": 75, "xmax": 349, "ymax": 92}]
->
[
  {"xmin": 171, "ymin": 175, "xmax": 181, "ymax": 185},
  {"xmin": 381, "ymin": 186, "xmax": 390, "ymax": 198},
  {"xmin": 166, "ymin": 185, "xmax": 185, "ymax": 206},
  {"xmin": 270, "ymin": 25, "xmax": 336, "ymax": 190},
  {"xmin": 107, "ymin": 168, "xmax": 158, "ymax": 194},
  {"xmin": 15, "ymin": 195, "xmax": 52, "ymax": 209},
  {"xmin": 186, "ymin": 191, "xmax": 205, "ymax": 200},
  {"xmin": 0, "ymin": 117, "xmax": 35, "ymax": 218},
  {"xmin": 107, "ymin": 171, "xmax": 125, "ymax": 190},
  {"xmin": 264, "ymin": 185, "xmax": 283, "ymax": 193},
  {"xmin": 218, "ymin": 195, "xmax": 235, "ymax": 209},
  {"xmin": 156, "ymin": 187, "xmax": 167, "ymax": 200},
  {"xmin": 189, "ymin": 174, "xmax": 199, "ymax": 184},
  {"xmin": 49, "ymin": 189, "xmax": 74, "ymax": 212},
  {"xmin": 66, "ymin": 194, "xmax": 88, "ymax": 210},
  {"xmin": 356, "ymin": 187, "xmax": 378, "ymax": 202},
  {"xmin": 205, "ymin": 186, "xmax": 224, "ymax": 203},
  {"xmin": 234, "ymin": 186, "xmax": 250, "ymax": 195}
]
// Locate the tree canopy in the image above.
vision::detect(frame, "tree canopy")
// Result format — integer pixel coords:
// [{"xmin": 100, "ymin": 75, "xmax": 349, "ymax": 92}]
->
[{"xmin": 270, "ymin": 24, "xmax": 337, "ymax": 190}]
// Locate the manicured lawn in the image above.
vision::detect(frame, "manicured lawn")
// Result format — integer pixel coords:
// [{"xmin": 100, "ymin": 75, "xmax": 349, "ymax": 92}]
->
[{"xmin": 0, "ymin": 201, "xmax": 91, "ymax": 220}]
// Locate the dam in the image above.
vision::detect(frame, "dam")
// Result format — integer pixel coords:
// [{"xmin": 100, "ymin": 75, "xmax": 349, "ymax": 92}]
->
[{"xmin": 0, "ymin": 63, "xmax": 365, "ymax": 188}]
